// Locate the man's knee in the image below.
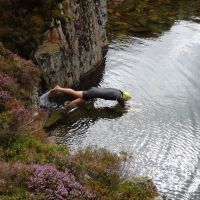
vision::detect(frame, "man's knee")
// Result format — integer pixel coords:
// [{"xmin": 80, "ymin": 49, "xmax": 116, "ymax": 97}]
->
[{"xmin": 77, "ymin": 91, "xmax": 83, "ymax": 98}]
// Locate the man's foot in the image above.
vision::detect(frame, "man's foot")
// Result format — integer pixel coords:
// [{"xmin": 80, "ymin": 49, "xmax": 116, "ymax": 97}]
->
[{"xmin": 50, "ymin": 85, "xmax": 61, "ymax": 93}]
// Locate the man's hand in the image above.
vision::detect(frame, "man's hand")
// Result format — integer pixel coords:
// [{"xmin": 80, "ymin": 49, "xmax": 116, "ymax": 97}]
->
[
  {"xmin": 60, "ymin": 105, "xmax": 67, "ymax": 112},
  {"xmin": 50, "ymin": 85, "xmax": 61, "ymax": 93}
]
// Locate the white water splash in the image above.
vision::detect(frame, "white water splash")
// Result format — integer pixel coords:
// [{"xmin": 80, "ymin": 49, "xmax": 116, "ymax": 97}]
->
[{"xmin": 39, "ymin": 91, "xmax": 58, "ymax": 109}]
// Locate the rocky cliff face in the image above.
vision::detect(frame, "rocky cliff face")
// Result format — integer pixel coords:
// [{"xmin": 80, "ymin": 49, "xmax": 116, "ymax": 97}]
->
[{"xmin": 34, "ymin": 0, "xmax": 107, "ymax": 88}]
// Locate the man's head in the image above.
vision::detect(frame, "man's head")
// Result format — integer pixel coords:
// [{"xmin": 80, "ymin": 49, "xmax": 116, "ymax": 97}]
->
[
  {"xmin": 117, "ymin": 91, "xmax": 132, "ymax": 106},
  {"xmin": 122, "ymin": 91, "xmax": 132, "ymax": 101}
]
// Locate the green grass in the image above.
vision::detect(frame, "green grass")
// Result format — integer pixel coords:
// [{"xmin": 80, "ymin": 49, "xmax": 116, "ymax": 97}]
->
[{"xmin": 0, "ymin": 132, "xmax": 67, "ymax": 164}]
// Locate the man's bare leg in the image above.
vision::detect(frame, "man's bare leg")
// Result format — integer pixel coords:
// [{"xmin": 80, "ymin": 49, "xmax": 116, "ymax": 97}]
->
[{"xmin": 50, "ymin": 85, "xmax": 83, "ymax": 98}]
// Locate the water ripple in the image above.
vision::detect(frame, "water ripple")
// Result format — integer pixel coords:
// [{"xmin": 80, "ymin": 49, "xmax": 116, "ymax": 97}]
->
[{"xmin": 50, "ymin": 20, "xmax": 200, "ymax": 199}]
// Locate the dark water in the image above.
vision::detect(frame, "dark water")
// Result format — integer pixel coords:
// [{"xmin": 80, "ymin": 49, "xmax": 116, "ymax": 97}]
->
[{"xmin": 48, "ymin": 1, "xmax": 200, "ymax": 199}]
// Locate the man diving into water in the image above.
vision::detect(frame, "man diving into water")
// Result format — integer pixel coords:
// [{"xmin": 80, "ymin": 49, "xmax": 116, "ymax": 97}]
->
[{"xmin": 50, "ymin": 85, "xmax": 132, "ymax": 109}]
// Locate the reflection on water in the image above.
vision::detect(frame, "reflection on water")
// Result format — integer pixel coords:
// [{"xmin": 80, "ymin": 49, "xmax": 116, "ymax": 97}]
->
[
  {"xmin": 47, "ymin": 1, "xmax": 200, "ymax": 199},
  {"xmin": 47, "ymin": 102, "xmax": 128, "ymax": 132},
  {"xmin": 108, "ymin": 0, "xmax": 200, "ymax": 37}
]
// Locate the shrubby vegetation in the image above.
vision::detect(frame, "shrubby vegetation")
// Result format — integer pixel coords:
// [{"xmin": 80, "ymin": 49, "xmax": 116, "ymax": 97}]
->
[
  {"xmin": 0, "ymin": 0, "xmax": 69, "ymax": 58},
  {"xmin": 0, "ymin": 42, "xmax": 158, "ymax": 199}
]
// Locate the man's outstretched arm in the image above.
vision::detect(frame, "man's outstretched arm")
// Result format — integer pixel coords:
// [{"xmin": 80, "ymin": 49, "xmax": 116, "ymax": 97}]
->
[{"xmin": 63, "ymin": 98, "xmax": 85, "ymax": 110}]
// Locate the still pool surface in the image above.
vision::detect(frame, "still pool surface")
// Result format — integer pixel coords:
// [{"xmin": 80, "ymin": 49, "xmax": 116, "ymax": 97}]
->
[{"xmin": 48, "ymin": 2, "xmax": 200, "ymax": 199}]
